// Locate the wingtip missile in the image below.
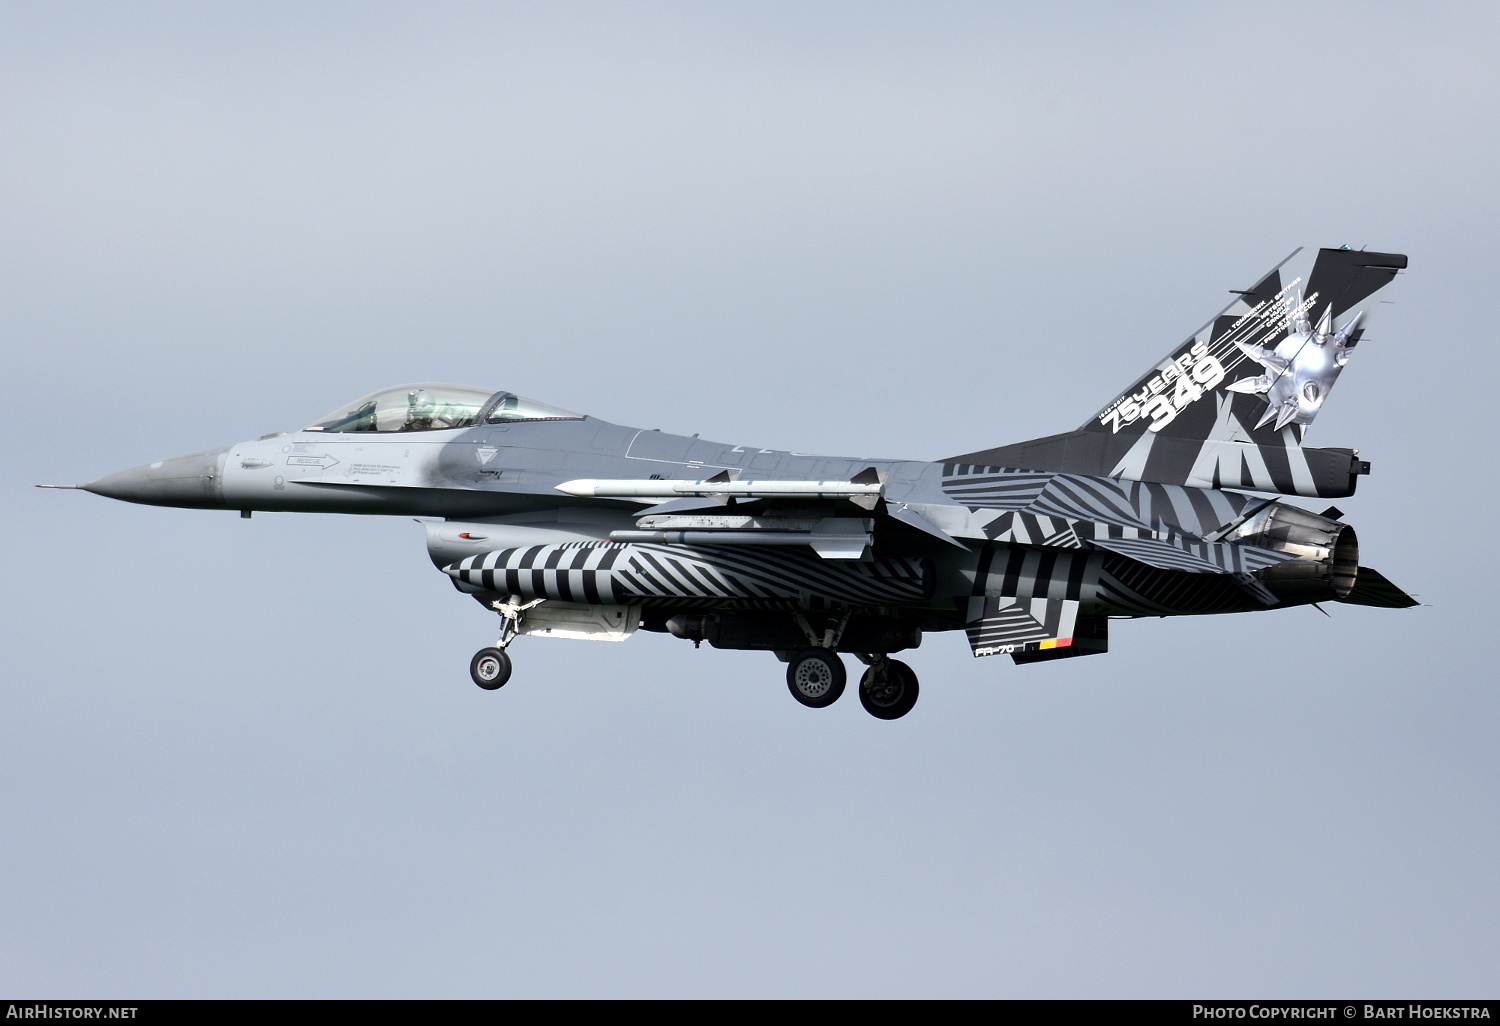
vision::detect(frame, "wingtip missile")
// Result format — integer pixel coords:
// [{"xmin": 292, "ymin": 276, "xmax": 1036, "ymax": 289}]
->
[
  {"xmin": 556, "ymin": 478, "xmax": 884, "ymax": 500},
  {"xmin": 555, "ymin": 479, "xmax": 601, "ymax": 496}
]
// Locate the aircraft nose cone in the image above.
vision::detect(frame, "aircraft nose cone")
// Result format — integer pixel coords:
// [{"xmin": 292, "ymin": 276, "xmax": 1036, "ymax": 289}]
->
[{"xmin": 83, "ymin": 445, "xmax": 232, "ymax": 509}]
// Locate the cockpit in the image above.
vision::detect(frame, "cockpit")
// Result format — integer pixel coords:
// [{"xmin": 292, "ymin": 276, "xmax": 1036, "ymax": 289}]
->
[{"xmin": 304, "ymin": 384, "xmax": 584, "ymax": 433}]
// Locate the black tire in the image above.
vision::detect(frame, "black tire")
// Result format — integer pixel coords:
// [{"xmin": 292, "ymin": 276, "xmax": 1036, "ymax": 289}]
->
[
  {"xmin": 785, "ymin": 649, "xmax": 846, "ymax": 708},
  {"xmin": 859, "ymin": 659, "xmax": 919, "ymax": 720},
  {"xmin": 470, "ymin": 647, "xmax": 512, "ymax": 690}
]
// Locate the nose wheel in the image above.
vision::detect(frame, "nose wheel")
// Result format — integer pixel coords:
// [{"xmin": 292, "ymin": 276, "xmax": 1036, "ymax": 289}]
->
[
  {"xmin": 470, "ymin": 596, "xmax": 544, "ymax": 691},
  {"xmin": 858, "ymin": 658, "xmax": 919, "ymax": 720},
  {"xmin": 470, "ymin": 647, "xmax": 512, "ymax": 690}
]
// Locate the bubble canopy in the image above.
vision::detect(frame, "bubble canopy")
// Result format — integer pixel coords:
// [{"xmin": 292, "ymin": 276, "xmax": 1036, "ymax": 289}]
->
[{"xmin": 305, "ymin": 384, "xmax": 584, "ymax": 433}]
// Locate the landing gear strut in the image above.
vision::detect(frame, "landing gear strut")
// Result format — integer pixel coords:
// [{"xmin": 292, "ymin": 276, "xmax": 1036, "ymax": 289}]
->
[
  {"xmin": 856, "ymin": 655, "xmax": 920, "ymax": 720},
  {"xmin": 469, "ymin": 596, "xmax": 542, "ymax": 691}
]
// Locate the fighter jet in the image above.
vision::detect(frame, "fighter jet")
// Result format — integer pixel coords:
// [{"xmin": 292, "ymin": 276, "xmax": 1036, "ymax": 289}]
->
[{"xmin": 45, "ymin": 246, "xmax": 1417, "ymax": 719}]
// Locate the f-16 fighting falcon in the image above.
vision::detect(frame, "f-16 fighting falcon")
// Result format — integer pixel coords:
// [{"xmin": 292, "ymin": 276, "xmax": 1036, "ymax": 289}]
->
[{"xmin": 46, "ymin": 246, "xmax": 1416, "ymax": 719}]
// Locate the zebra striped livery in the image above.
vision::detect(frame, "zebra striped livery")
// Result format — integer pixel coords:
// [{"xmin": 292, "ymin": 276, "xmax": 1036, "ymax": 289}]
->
[
  {"xmin": 941, "ymin": 467, "xmax": 1287, "ymax": 576},
  {"xmin": 446, "ymin": 542, "xmax": 933, "ymax": 608},
  {"xmin": 941, "ymin": 465, "xmax": 1256, "ymax": 538},
  {"xmin": 964, "ymin": 597, "xmax": 1081, "ymax": 656},
  {"xmin": 1093, "ymin": 553, "xmax": 1271, "ymax": 617},
  {"xmin": 947, "ymin": 248, "xmax": 1405, "ymax": 501},
  {"xmin": 74, "ymin": 245, "xmax": 1413, "ymax": 719},
  {"xmin": 1085, "ymin": 536, "xmax": 1286, "ymax": 575},
  {"xmin": 960, "ymin": 544, "xmax": 1098, "ymax": 656}
]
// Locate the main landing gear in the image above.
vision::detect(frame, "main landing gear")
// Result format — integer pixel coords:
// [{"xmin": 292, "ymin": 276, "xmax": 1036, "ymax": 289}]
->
[
  {"xmin": 786, "ymin": 649, "xmax": 846, "ymax": 708},
  {"xmin": 783, "ymin": 649, "xmax": 920, "ymax": 720},
  {"xmin": 856, "ymin": 656, "xmax": 919, "ymax": 720}
]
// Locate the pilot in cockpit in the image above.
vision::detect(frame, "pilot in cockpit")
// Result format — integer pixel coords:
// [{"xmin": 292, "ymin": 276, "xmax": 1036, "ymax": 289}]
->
[{"xmin": 305, "ymin": 384, "xmax": 583, "ymax": 433}]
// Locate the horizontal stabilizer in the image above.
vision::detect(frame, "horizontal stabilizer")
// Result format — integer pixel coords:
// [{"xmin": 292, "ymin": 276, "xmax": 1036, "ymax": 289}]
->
[
  {"xmin": 1338, "ymin": 566, "xmax": 1419, "ymax": 608},
  {"xmin": 1087, "ymin": 535, "xmax": 1287, "ymax": 575}
]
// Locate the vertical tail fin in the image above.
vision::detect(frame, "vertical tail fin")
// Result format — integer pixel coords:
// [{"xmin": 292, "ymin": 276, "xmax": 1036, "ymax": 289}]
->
[{"xmin": 948, "ymin": 247, "xmax": 1407, "ymax": 498}]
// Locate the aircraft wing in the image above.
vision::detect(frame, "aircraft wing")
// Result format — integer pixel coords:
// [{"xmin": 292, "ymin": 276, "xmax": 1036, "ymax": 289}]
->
[{"xmin": 557, "ymin": 471, "xmax": 957, "ymax": 560}]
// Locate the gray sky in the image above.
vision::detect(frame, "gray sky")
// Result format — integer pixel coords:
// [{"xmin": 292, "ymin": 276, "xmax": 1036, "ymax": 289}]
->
[{"xmin": 2, "ymin": 0, "xmax": 1496, "ymax": 998}]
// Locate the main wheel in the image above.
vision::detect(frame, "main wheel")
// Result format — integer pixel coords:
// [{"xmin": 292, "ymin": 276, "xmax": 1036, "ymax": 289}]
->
[
  {"xmin": 859, "ymin": 659, "xmax": 919, "ymax": 720},
  {"xmin": 470, "ymin": 647, "xmax": 512, "ymax": 690},
  {"xmin": 786, "ymin": 649, "xmax": 846, "ymax": 708}
]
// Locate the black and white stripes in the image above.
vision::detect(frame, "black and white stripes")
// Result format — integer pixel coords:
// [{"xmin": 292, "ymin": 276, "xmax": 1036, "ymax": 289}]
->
[
  {"xmin": 964, "ymin": 598, "xmax": 1073, "ymax": 655},
  {"xmin": 942, "ymin": 465, "xmax": 1253, "ymax": 539},
  {"xmin": 445, "ymin": 542, "xmax": 932, "ymax": 607},
  {"xmin": 961, "ymin": 543, "xmax": 1100, "ymax": 657},
  {"xmin": 979, "ymin": 511, "xmax": 1085, "ymax": 548},
  {"xmin": 941, "ymin": 465, "xmax": 1287, "ymax": 579},
  {"xmin": 1093, "ymin": 554, "xmax": 1263, "ymax": 617},
  {"xmin": 1086, "ymin": 536, "xmax": 1286, "ymax": 575},
  {"xmin": 939, "ymin": 467, "xmax": 1053, "ymax": 511}
]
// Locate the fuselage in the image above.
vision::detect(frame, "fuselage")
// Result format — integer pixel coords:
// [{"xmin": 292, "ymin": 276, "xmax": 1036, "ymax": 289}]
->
[
  {"xmin": 83, "ymin": 412, "xmax": 1358, "ymax": 633},
  {"xmin": 54, "ymin": 243, "xmax": 1414, "ymax": 712}
]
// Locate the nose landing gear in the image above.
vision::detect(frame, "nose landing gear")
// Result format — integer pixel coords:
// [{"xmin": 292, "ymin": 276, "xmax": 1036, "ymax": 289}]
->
[
  {"xmin": 469, "ymin": 596, "xmax": 542, "ymax": 691},
  {"xmin": 469, "ymin": 648, "xmax": 512, "ymax": 690}
]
